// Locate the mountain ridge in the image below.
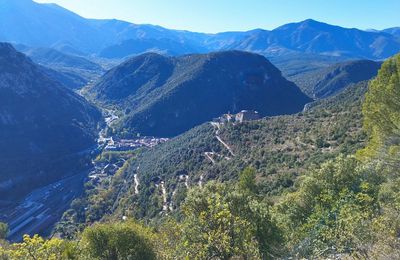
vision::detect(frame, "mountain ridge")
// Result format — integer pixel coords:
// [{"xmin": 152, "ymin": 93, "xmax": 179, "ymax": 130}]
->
[
  {"xmin": 0, "ymin": 0, "xmax": 399, "ymax": 61},
  {"xmin": 291, "ymin": 59, "xmax": 382, "ymax": 98}
]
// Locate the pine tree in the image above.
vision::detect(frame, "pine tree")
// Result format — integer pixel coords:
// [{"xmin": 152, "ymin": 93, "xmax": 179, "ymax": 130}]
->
[{"xmin": 359, "ymin": 54, "xmax": 400, "ymax": 163}]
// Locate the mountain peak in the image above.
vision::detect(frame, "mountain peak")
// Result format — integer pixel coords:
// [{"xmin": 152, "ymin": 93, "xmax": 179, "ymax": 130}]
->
[
  {"xmin": 298, "ymin": 19, "xmax": 338, "ymax": 29},
  {"xmin": 0, "ymin": 42, "xmax": 16, "ymax": 53},
  {"xmin": 121, "ymin": 52, "xmax": 171, "ymax": 68},
  {"xmin": 0, "ymin": 42, "xmax": 32, "ymax": 73},
  {"xmin": 302, "ymin": 18, "xmax": 320, "ymax": 24},
  {"xmin": 273, "ymin": 19, "xmax": 344, "ymax": 32}
]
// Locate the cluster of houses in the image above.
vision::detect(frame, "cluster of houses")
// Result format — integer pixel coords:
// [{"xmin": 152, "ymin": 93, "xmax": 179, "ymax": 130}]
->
[{"xmin": 98, "ymin": 136, "xmax": 169, "ymax": 152}]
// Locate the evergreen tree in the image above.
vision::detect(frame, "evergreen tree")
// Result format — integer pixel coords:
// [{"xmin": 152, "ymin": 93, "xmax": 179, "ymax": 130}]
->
[
  {"xmin": 0, "ymin": 222, "xmax": 8, "ymax": 240},
  {"xmin": 360, "ymin": 54, "xmax": 400, "ymax": 163}
]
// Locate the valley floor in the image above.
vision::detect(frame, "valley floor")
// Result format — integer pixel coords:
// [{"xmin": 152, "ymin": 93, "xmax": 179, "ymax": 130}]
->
[{"xmin": 0, "ymin": 173, "xmax": 86, "ymax": 242}]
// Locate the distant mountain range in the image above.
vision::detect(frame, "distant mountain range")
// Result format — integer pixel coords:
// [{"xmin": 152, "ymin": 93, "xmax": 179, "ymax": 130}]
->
[
  {"xmin": 86, "ymin": 51, "xmax": 312, "ymax": 137},
  {"xmin": 383, "ymin": 27, "xmax": 400, "ymax": 38},
  {"xmin": 20, "ymin": 46, "xmax": 102, "ymax": 71},
  {"xmin": 14, "ymin": 45, "xmax": 106, "ymax": 89},
  {"xmin": 0, "ymin": 0, "xmax": 204, "ymax": 54},
  {"xmin": 0, "ymin": 43, "xmax": 101, "ymax": 200},
  {"xmin": 1, "ymin": 0, "xmax": 399, "ymax": 62}
]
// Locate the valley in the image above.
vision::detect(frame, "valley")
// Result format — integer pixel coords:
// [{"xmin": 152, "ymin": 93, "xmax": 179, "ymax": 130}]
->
[
  {"xmin": 0, "ymin": 1, "xmax": 399, "ymax": 259},
  {"xmin": 0, "ymin": 42, "xmax": 372, "ymax": 242},
  {"xmin": 53, "ymin": 81, "xmax": 366, "ymax": 232},
  {"xmin": 0, "ymin": 103, "xmax": 170, "ymax": 241}
]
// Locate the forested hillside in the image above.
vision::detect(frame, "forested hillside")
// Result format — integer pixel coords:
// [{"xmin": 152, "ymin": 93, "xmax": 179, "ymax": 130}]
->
[
  {"xmin": 57, "ymin": 78, "xmax": 368, "ymax": 234},
  {"xmin": 86, "ymin": 51, "xmax": 311, "ymax": 137},
  {"xmin": 291, "ymin": 59, "xmax": 381, "ymax": 98},
  {"xmin": 14, "ymin": 45, "xmax": 106, "ymax": 89},
  {"xmin": 0, "ymin": 43, "xmax": 101, "ymax": 200}
]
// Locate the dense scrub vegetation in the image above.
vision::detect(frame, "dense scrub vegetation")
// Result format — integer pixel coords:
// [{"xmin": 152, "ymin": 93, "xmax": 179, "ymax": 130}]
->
[
  {"xmin": 65, "ymin": 80, "xmax": 367, "ymax": 227},
  {"xmin": 0, "ymin": 169, "xmax": 282, "ymax": 259},
  {"xmin": 46, "ymin": 82, "xmax": 363, "ymax": 241}
]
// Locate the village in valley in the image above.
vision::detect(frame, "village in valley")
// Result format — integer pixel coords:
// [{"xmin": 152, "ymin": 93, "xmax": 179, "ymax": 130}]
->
[{"xmin": 91, "ymin": 110, "xmax": 170, "ymax": 180}]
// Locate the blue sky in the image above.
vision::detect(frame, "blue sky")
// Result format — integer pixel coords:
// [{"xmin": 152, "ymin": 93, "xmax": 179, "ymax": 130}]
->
[{"xmin": 34, "ymin": 0, "xmax": 400, "ymax": 33}]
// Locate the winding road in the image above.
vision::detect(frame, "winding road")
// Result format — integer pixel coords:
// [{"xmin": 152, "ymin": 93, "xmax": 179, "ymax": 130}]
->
[{"xmin": 204, "ymin": 122, "xmax": 236, "ymax": 165}]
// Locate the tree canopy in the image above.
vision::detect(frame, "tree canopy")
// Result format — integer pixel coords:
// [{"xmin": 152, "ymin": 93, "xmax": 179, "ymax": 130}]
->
[{"xmin": 360, "ymin": 54, "xmax": 400, "ymax": 161}]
